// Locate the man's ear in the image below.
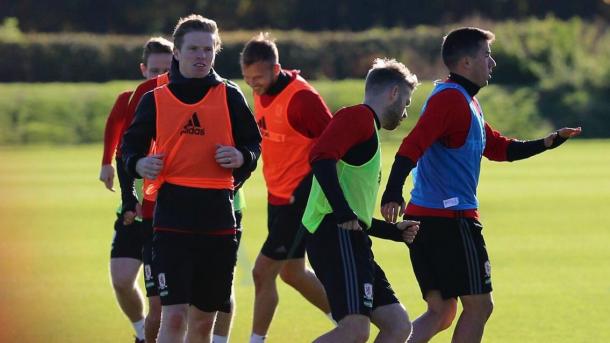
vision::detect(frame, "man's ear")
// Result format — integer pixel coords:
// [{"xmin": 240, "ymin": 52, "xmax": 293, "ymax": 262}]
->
[
  {"xmin": 389, "ymin": 84, "xmax": 400, "ymax": 101},
  {"xmin": 139, "ymin": 63, "xmax": 147, "ymax": 78},
  {"xmin": 273, "ymin": 63, "xmax": 281, "ymax": 75}
]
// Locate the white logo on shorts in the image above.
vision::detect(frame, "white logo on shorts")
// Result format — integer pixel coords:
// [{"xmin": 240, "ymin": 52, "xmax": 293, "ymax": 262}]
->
[
  {"xmin": 364, "ymin": 283, "xmax": 373, "ymax": 300},
  {"xmin": 158, "ymin": 273, "xmax": 167, "ymax": 290},
  {"xmin": 484, "ymin": 261, "xmax": 491, "ymax": 277},
  {"xmin": 144, "ymin": 265, "xmax": 152, "ymax": 280}
]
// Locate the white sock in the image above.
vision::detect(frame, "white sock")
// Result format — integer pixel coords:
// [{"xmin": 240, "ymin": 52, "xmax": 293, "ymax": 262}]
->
[
  {"xmin": 213, "ymin": 334, "xmax": 228, "ymax": 343},
  {"xmin": 132, "ymin": 318, "xmax": 145, "ymax": 340},
  {"xmin": 327, "ymin": 312, "xmax": 337, "ymax": 325},
  {"xmin": 250, "ymin": 333, "xmax": 266, "ymax": 343}
]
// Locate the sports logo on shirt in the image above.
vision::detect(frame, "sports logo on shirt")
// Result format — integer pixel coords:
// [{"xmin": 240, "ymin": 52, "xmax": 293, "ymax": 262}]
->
[
  {"xmin": 180, "ymin": 112, "xmax": 205, "ymax": 136},
  {"xmin": 257, "ymin": 116, "xmax": 269, "ymax": 137}
]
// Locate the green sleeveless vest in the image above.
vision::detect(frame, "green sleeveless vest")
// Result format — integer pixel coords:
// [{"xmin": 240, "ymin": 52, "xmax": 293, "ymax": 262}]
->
[{"xmin": 302, "ymin": 127, "xmax": 381, "ymax": 233}]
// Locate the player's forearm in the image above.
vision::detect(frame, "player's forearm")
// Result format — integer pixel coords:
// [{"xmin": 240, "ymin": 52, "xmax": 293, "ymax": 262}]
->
[
  {"xmin": 381, "ymin": 155, "xmax": 416, "ymax": 205},
  {"xmin": 367, "ymin": 218, "xmax": 403, "ymax": 242},
  {"xmin": 116, "ymin": 157, "xmax": 138, "ymax": 212},
  {"xmin": 506, "ymin": 139, "xmax": 546, "ymax": 161}
]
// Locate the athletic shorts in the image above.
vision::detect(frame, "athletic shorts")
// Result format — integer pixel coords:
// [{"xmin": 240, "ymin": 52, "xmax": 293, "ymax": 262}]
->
[
  {"xmin": 152, "ymin": 231, "xmax": 238, "ymax": 312},
  {"xmin": 110, "ymin": 216, "xmax": 144, "ymax": 260},
  {"xmin": 306, "ymin": 215, "xmax": 399, "ymax": 322},
  {"xmin": 406, "ymin": 216, "xmax": 492, "ymax": 299},
  {"xmin": 143, "ymin": 211, "xmax": 243, "ymax": 300},
  {"xmin": 260, "ymin": 175, "xmax": 312, "ymax": 260}
]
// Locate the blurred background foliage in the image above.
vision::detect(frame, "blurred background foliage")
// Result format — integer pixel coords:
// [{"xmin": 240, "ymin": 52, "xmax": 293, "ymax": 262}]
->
[{"xmin": 0, "ymin": 1, "xmax": 608, "ymax": 143}]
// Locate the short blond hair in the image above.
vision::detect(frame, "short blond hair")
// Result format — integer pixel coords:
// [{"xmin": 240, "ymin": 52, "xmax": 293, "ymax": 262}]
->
[{"xmin": 365, "ymin": 58, "xmax": 419, "ymax": 95}]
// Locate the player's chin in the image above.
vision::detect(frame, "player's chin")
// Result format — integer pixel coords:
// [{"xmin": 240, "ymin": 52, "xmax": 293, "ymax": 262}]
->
[{"xmin": 383, "ymin": 122, "xmax": 400, "ymax": 130}]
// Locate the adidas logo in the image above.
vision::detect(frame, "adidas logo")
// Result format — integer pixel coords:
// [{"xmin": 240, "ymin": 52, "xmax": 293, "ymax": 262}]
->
[
  {"xmin": 257, "ymin": 116, "xmax": 269, "ymax": 137},
  {"xmin": 181, "ymin": 112, "xmax": 205, "ymax": 136}
]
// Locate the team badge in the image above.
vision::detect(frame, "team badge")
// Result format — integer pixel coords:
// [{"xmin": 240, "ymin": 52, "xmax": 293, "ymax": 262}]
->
[{"xmin": 158, "ymin": 273, "xmax": 167, "ymax": 290}]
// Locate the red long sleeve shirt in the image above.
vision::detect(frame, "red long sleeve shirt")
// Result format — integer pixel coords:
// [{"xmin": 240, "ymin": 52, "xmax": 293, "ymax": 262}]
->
[
  {"xmin": 101, "ymin": 90, "xmax": 133, "ymax": 165},
  {"xmin": 397, "ymin": 78, "xmax": 513, "ymax": 218}
]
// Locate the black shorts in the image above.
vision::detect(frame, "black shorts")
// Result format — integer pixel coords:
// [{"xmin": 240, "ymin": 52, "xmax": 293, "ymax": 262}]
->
[
  {"xmin": 406, "ymin": 216, "xmax": 492, "ymax": 299},
  {"xmin": 152, "ymin": 231, "xmax": 238, "ymax": 312},
  {"xmin": 260, "ymin": 175, "xmax": 312, "ymax": 260},
  {"xmin": 110, "ymin": 216, "xmax": 144, "ymax": 260},
  {"xmin": 143, "ymin": 211, "xmax": 243, "ymax": 300},
  {"xmin": 306, "ymin": 215, "xmax": 399, "ymax": 322},
  {"xmin": 141, "ymin": 219, "xmax": 157, "ymax": 297}
]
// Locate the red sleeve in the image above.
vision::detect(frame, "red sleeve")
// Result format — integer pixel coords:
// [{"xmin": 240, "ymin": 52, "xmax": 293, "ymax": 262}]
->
[
  {"xmin": 123, "ymin": 78, "xmax": 157, "ymax": 133},
  {"xmin": 483, "ymin": 122, "xmax": 512, "ymax": 161},
  {"xmin": 101, "ymin": 91, "xmax": 132, "ymax": 165},
  {"xmin": 309, "ymin": 105, "xmax": 374, "ymax": 162},
  {"xmin": 397, "ymin": 89, "xmax": 470, "ymax": 162},
  {"xmin": 287, "ymin": 89, "xmax": 332, "ymax": 138}
]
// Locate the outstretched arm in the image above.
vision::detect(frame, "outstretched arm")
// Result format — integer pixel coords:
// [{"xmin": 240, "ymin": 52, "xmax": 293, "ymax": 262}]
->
[{"xmin": 503, "ymin": 127, "xmax": 582, "ymax": 161}]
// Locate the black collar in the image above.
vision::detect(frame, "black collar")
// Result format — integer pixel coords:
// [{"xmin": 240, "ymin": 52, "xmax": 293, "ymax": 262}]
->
[
  {"xmin": 265, "ymin": 70, "xmax": 292, "ymax": 96},
  {"xmin": 449, "ymin": 72, "xmax": 480, "ymax": 97}
]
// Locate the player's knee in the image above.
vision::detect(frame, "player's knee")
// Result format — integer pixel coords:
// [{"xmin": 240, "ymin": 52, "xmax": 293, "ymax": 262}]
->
[
  {"xmin": 190, "ymin": 316, "xmax": 215, "ymax": 336},
  {"xmin": 163, "ymin": 311, "xmax": 187, "ymax": 332},
  {"xmin": 386, "ymin": 319, "xmax": 412, "ymax": 341},
  {"xmin": 339, "ymin": 317, "xmax": 370, "ymax": 343},
  {"xmin": 251, "ymin": 265, "xmax": 267, "ymax": 288},
  {"xmin": 470, "ymin": 297, "xmax": 494, "ymax": 320},
  {"xmin": 428, "ymin": 301, "xmax": 458, "ymax": 330},
  {"xmin": 349, "ymin": 324, "xmax": 370, "ymax": 343},
  {"xmin": 111, "ymin": 275, "xmax": 136, "ymax": 293},
  {"xmin": 278, "ymin": 267, "xmax": 302, "ymax": 286}
]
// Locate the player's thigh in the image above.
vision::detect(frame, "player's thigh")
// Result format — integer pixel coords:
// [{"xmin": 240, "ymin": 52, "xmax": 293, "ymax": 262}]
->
[{"xmin": 191, "ymin": 235, "xmax": 238, "ymax": 313}]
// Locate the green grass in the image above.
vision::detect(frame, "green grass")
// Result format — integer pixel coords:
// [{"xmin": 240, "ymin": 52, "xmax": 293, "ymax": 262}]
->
[{"xmin": 1, "ymin": 140, "xmax": 608, "ymax": 342}]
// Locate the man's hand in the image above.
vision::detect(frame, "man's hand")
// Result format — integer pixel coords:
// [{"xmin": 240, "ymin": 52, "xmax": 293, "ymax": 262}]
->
[
  {"xmin": 135, "ymin": 154, "xmax": 164, "ymax": 180},
  {"xmin": 215, "ymin": 144, "xmax": 244, "ymax": 169},
  {"xmin": 396, "ymin": 220, "xmax": 420, "ymax": 244},
  {"xmin": 99, "ymin": 164, "xmax": 115, "ymax": 192},
  {"xmin": 544, "ymin": 127, "xmax": 582, "ymax": 148},
  {"xmin": 381, "ymin": 201, "xmax": 406, "ymax": 224},
  {"xmin": 338, "ymin": 219, "xmax": 363, "ymax": 231},
  {"xmin": 123, "ymin": 203, "xmax": 142, "ymax": 225}
]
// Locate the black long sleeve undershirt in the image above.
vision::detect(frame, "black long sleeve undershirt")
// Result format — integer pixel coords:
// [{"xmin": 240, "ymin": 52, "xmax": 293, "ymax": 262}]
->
[
  {"xmin": 116, "ymin": 156, "xmax": 138, "ymax": 214},
  {"xmin": 311, "ymin": 159, "xmax": 357, "ymax": 224},
  {"xmin": 381, "ymin": 155, "xmax": 416, "ymax": 206},
  {"xmin": 367, "ymin": 218, "xmax": 405, "ymax": 242}
]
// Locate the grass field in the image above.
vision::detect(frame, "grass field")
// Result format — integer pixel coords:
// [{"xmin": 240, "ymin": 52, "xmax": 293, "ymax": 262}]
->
[{"xmin": 0, "ymin": 140, "xmax": 609, "ymax": 342}]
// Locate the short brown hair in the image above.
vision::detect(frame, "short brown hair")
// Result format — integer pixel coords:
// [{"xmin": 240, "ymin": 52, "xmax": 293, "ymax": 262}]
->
[
  {"xmin": 365, "ymin": 58, "xmax": 419, "ymax": 95},
  {"xmin": 142, "ymin": 37, "xmax": 173, "ymax": 66},
  {"xmin": 442, "ymin": 27, "xmax": 495, "ymax": 69},
  {"xmin": 240, "ymin": 32, "xmax": 279, "ymax": 66},
  {"xmin": 172, "ymin": 14, "xmax": 221, "ymax": 51}
]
